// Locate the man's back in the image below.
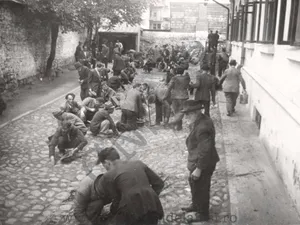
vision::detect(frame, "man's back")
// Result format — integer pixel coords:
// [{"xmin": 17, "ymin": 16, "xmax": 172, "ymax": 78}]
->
[
  {"xmin": 121, "ymin": 88, "xmax": 142, "ymax": 113},
  {"xmin": 194, "ymin": 72, "xmax": 214, "ymax": 101},
  {"xmin": 222, "ymin": 67, "xmax": 242, "ymax": 93},
  {"xmin": 101, "ymin": 160, "xmax": 164, "ymax": 220},
  {"xmin": 169, "ymin": 74, "xmax": 190, "ymax": 100}
]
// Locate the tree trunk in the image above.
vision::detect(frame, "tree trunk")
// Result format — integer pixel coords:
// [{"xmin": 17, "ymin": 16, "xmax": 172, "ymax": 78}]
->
[{"xmin": 45, "ymin": 23, "xmax": 59, "ymax": 77}]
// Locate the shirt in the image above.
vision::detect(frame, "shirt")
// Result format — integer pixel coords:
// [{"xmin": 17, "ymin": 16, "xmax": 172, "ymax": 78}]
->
[{"xmin": 89, "ymin": 109, "xmax": 117, "ymax": 133}]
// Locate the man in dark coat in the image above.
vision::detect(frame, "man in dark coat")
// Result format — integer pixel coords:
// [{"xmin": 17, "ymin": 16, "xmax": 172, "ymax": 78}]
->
[
  {"xmin": 75, "ymin": 41, "xmax": 84, "ymax": 62},
  {"xmin": 48, "ymin": 121, "xmax": 88, "ymax": 164},
  {"xmin": 75, "ymin": 62, "xmax": 91, "ymax": 100},
  {"xmin": 207, "ymin": 30, "xmax": 213, "ymax": 51},
  {"xmin": 180, "ymin": 100, "xmax": 220, "ymax": 222},
  {"xmin": 101, "ymin": 43, "xmax": 110, "ymax": 68},
  {"xmin": 88, "ymin": 63, "xmax": 103, "ymax": 97},
  {"xmin": 163, "ymin": 67, "xmax": 190, "ymax": 130},
  {"xmin": 113, "ymin": 52, "xmax": 126, "ymax": 75},
  {"xmin": 95, "ymin": 147, "xmax": 164, "ymax": 225},
  {"xmin": 190, "ymin": 64, "xmax": 216, "ymax": 117}
]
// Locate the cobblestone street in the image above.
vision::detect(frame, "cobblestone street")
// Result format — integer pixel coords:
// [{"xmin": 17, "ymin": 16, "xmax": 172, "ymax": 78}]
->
[{"xmin": 0, "ymin": 68, "xmax": 231, "ymax": 225}]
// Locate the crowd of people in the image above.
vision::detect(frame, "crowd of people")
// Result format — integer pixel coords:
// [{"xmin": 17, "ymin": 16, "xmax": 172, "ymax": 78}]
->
[{"xmin": 46, "ymin": 37, "xmax": 247, "ymax": 225}]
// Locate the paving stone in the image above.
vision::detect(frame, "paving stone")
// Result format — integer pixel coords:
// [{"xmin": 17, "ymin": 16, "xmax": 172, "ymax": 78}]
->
[
  {"xmin": 31, "ymin": 190, "xmax": 42, "ymax": 197},
  {"xmin": 5, "ymin": 218, "xmax": 17, "ymax": 225},
  {"xmin": 4, "ymin": 200, "xmax": 16, "ymax": 207}
]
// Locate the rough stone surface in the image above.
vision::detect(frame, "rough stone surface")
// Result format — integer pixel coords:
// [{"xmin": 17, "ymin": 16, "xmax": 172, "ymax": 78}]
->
[{"xmin": 0, "ymin": 67, "xmax": 231, "ymax": 225}]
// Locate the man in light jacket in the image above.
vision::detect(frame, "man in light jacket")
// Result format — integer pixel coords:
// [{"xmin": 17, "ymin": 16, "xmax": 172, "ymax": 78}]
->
[{"xmin": 219, "ymin": 59, "xmax": 246, "ymax": 116}]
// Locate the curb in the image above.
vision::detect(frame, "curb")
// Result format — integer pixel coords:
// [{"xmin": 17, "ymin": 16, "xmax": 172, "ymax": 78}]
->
[{"xmin": 0, "ymin": 86, "xmax": 80, "ymax": 129}]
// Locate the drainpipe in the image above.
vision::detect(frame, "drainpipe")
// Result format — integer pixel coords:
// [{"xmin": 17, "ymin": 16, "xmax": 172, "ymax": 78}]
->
[{"xmin": 211, "ymin": 0, "xmax": 230, "ymax": 40}]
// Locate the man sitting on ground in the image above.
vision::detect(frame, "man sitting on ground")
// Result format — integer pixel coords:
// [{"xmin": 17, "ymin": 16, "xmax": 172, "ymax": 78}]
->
[
  {"xmin": 101, "ymin": 83, "xmax": 121, "ymax": 107},
  {"xmin": 89, "ymin": 102, "xmax": 118, "ymax": 137},
  {"xmin": 81, "ymin": 96, "xmax": 105, "ymax": 122},
  {"xmin": 48, "ymin": 121, "xmax": 88, "ymax": 164}
]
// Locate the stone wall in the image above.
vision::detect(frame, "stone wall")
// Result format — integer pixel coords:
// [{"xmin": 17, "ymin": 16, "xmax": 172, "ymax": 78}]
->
[{"xmin": 0, "ymin": 2, "xmax": 85, "ymax": 80}]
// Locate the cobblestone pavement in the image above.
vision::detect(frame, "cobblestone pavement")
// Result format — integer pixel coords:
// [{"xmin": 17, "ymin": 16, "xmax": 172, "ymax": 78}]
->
[{"xmin": 0, "ymin": 67, "xmax": 231, "ymax": 225}]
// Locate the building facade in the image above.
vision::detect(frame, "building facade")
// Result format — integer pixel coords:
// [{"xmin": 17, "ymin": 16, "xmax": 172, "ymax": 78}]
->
[
  {"xmin": 230, "ymin": 0, "xmax": 300, "ymax": 213},
  {"xmin": 149, "ymin": 0, "xmax": 171, "ymax": 30}
]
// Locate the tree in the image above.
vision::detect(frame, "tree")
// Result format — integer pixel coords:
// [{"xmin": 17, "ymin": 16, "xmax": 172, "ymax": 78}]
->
[{"xmin": 23, "ymin": 0, "xmax": 151, "ymax": 78}]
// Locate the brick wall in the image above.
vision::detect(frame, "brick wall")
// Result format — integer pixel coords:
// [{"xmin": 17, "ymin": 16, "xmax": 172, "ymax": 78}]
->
[{"xmin": 0, "ymin": 2, "xmax": 86, "ymax": 80}]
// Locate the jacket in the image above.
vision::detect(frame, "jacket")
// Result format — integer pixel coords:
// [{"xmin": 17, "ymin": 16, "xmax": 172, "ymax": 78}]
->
[
  {"xmin": 113, "ymin": 54, "xmax": 126, "ymax": 71},
  {"xmin": 191, "ymin": 71, "xmax": 216, "ymax": 101},
  {"xmin": 220, "ymin": 67, "xmax": 246, "ymax": 93},
  {"xmin": 101, "ymin": 45, "xmax": 109, "ymax": 58},
  {"xmin": 165, "ymin": 74, "xmax": 190, "ymax": 100},
  {"xmin": 60, "ymin": 112, "xmax": 88, "ymax": 134},
  {"xmin": 74, "ymin": 171, "xmax": 111, "ymax": 225},
  {"xmin": 78, "ymin": 66, "xmax": 91, "ymax": 89},
  {"xmin": 48, "ymin": 125, "xmax": 88, "ymax": 157},
  {"xmin": 88, "ymin": 69, "xmax": 101, "ymax": 92},
  {"xmin": 96, "ymin": 160, "xmax": 164, "ymax": 222},
  {"xmin": 121, "ymin": 88, "xmax": 143, "ymax": 113},
  {"xmin": 186, "ymin": 113, "xmax": 220, "ymax": 172}
]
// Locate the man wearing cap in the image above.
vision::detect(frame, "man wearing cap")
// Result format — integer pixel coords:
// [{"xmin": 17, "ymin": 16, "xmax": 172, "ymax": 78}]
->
[
  {"xmin": 74, "ymin": 169, "xmax": 112, "ymax": 225},
  {"xmin": 48, "ymin": 121, "xmax": 88, "ymax": 164},
  {"xmin": 163, "ymin": 67, "xmax": 190, "ymax": 131},
  {"xmin": 88, "ymin": 63, "xmax": 104, "ymax": 97},
  {"xmin": 180, "ymin": 100, "xmax": 220, "ymax": 222},
  {"xmin": 52, "ymin": 111, "xmax": 88, "ymax": 135},
  {"xmin": 190, "ymin": 64, "xmax": 216, "ymax": 117},
  {"xmin": 89, "ymin": 101, "xmax": 118, "ymax": 137},
  {"xmin": 95, "ymin": 147, "xmax": 164, "ymax": 225},
  {"xmin": 75, "ymin": 62, "xmax": 91, "ymax": 100}
]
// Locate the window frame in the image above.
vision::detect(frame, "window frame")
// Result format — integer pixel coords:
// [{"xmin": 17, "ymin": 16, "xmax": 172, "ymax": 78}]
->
[{"xmin": 278, "ymin": 0, "xmax": 300, "ymax": 46}]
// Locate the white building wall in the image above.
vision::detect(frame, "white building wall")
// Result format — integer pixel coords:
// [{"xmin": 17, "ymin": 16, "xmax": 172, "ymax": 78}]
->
[{"xmin": 230, "ymin": 0, "xmax": 300, "ymax": 213}]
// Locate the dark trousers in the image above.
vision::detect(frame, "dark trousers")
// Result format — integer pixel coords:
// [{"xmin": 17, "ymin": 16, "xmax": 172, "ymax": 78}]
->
[
  {"xmin": 224, "ymin": 92, "xmax": 239, "ymax": 114},
  {"xmin": 57, "ymin": 137, "xmax": 81, "ymax": 154},
  {"xmin": 113, "ymin": 70, "xmax": 121, "ymax": 76},
  {"xmin": 155, "ymin": 99, "xmax": 171, "ymax": 124},
  {"xmin": 119, "ymin": 109, "xmax": 138, "ymax": 131},
  {"xmin": 171, "ymin": 99, "xmax": 186, "ymax": 130},
  {"xmin": 189, "ymin": 165, "xmax": 216, "ymax": 216},
  {"xmin": 218, "ymin": 62, "xmax": 228, "ymax": 78},
  {"xmin": 102, "ymin": 57, "xmax": 108, "ymax": 68},
  {"xmin": 199, "ymin": 100, "xmax": 210, "ymax": 117},
  {"xmin": 80, "ymin": 87, "xmax": 89, "ymax": 101},
  {"xmin": 113, "ymin": 211, "xmax": 159, "ymax": 225}
]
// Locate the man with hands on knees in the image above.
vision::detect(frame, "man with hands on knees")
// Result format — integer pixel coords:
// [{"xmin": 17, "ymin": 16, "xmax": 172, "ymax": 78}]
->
[{"xmin": 180, "ymin": 100, "xmax": 220, "ymax": 222}]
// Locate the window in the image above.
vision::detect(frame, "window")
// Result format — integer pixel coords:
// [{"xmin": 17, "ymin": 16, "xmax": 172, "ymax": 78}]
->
[
  {"xmin": 153, "ymin": 24, "xmax": 157, "ymax": 30},
  {"xmin": 157, "ymin": 24, "xmax": 161, "ymax": 29},
  {"xmin": 278, "ymin": 0, "xmax": 300, "ymax": 46},
  {"xmin": 232, "ymin": 0, "xmax": 278, "ymax": 43}
]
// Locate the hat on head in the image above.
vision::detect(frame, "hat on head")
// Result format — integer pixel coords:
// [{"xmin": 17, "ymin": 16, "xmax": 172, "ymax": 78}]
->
[
  {"xmin": 181, "ymin": 100, "xmax": 204, "ymax": 113},
  {"xmin": 52, "ymin": 110, "xmax": 64, "ymax": 118},
  {"xmin": 65, "ymin": 93, "xmax": 75, "ymax": 100},
  {"xmin": 104, "ymin": 101, "xmax": 114, "ymax": 110},
  {"xmin": 74, "ymin": 62, "xmax": 82, "ymax": 69}
]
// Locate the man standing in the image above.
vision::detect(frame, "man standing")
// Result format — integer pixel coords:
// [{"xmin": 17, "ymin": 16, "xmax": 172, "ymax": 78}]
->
[
  {"xmin": 190, "ymin": 64, "xmax": 216, "ymax": 117},
  {"xmin": 89, "ymin": 102, "xmax": 118, "ymax": 137},
  {"xmin": 219, "ymin": 59, "xmax": 246, "ymax": 116},
  {"xmin": 88, "ymin": 63, "xmax": 103, "ymax": 97},
  {"xmin": 101, "ymin": 43, "xmax": 109, "ymax": 68},
  {"xmin": 207, "ymin": 30, "xmax": 213, "ymax": 51},
  {"xmin": 48, "ymin": 121, "xmax": 88, "ymax": 164},
  {"xmin": 117, "ymin": 84, "xmax": 143, "ymax": 132},
  {"xmin": 217, "ymin": 47, "xmax": 229, "ymax": 78},
  {"xmin": 212, "ymin": 31, "xmax": 220, "ymax": 49},
  {"xmin": 75, "ymin": 62, "xmax": 91, "ymax": 100},
  {"xmin": 95, "ymin": 147, "xmax": 164, "ymax": 225},
  {"xmin": 113, "ymin": 52, "xmax": 126, "ymax": 76},
  {"xmin": 163, "ymin": 68, "xmax": 190, "ymax": 131},
  {"xmin": 181, "ymin": 100, "xmax": 220, "ymax": 222},
  {"xmin": 75, "ymin": 41, "xmax": 84, "ymax": 62}
]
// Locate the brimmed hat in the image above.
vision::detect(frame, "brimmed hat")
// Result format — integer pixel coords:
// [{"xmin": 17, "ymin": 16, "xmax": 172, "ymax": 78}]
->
[
  {"xmin": 104, "ymin": 101, "xmax": 114, "ymax": 110},
  {"xmin": 65, "ymin": 93, "xmax": 75, "ymax": 100},
  {"xmin": 181, "ymin": 100, "xmax": 204, "ymax": 113},
  {"xmin": 52, "ymin": 110, "xmax": 64, "ymax": 118},
  {"xmin": 74, "ymin": 62, "xmax": 82, "ymax": 69}
]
